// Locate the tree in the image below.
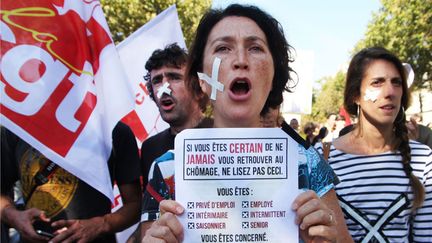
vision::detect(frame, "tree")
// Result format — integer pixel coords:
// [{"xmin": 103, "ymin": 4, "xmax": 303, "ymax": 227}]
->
[
  {"xmin": 354, "ymin": 0, "xmax": 431, "ymax": 91},
  {"xmin": 100, "ymin": 0, "xmax": 211, "ymax": 47},
  {"xmin": 303, "ymin": 71, "xmax": 346, "ymax": 124}
]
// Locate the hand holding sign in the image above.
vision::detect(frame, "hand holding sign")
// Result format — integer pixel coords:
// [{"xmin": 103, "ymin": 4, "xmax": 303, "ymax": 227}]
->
[{"xmin": 142, "ymin": 200, "xmax": 185, "ymax": 242}]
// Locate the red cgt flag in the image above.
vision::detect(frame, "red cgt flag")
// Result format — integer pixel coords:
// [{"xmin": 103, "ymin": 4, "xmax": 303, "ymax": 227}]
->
[{"xmin": 1, "ymin": 0, "xmax": 135, "ymax": 200}]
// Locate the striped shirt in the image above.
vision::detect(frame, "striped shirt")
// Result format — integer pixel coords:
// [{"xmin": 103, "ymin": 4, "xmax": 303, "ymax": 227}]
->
[{"xmin": 316, "ymin": 140, "xmax": 432, "ymax": 242}]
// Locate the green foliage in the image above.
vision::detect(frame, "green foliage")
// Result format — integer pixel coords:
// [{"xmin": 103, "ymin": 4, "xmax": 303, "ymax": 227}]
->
[
  {"xmin": 354, "ymin": 0, "xmax": 432, "ymax": 91},
  {"xmin": 303, "ymin": 71, "xmax": 346, "ymax": 123},
  {"xmin": 306, "ymin": 0, "xmax": 430, "ymax": 124},
  {"xmin": 100, "ymin": 0, "xmax": 211, "ymax": 47}
]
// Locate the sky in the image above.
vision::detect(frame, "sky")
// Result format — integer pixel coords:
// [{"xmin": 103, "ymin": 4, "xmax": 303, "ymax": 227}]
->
[{"xmin": 212, "ymin": 0, "xmax": 382, "ymax": 82}]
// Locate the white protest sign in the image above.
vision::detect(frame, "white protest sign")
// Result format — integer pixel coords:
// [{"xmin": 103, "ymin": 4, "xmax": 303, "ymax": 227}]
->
[{"xmin": 175, "ymin": 128, "xmax": 299, "ymax": 242}]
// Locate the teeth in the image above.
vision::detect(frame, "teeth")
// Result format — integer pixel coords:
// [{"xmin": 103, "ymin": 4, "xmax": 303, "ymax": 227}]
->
[{"xmin": 236, "ymin": 80, "xmax": 247, "ymax": 83}]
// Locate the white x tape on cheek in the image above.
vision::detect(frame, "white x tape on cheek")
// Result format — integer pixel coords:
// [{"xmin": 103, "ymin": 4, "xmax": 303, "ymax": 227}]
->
[
  {"xmin": 197, "ymin": 57, "xmax": 224, "ymax": 100},
  {"xmin": 156, "ymin": 82, "xmax": 172, "ymax": 99},
  {"xmin": 364, "ymin": 88, "xmax": 381, "ymax": 102}
]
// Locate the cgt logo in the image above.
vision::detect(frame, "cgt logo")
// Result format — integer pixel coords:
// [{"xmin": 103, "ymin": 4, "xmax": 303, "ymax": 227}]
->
[{"xmin": 1, "ymin": 1, "xmax": 112, "ymax": 156}]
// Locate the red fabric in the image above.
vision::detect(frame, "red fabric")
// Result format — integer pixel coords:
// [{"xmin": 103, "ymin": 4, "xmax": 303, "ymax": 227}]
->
[
  {"xmin": 1, "ymin": 1, "xmax": 110, "ymax": 156},
  {"xmin": 339, "ymin": 106, "xmax": 352, "ymax": 126},
  {"xmin": 121, "ymin": 110, "xmax": 149, "ymax": 143}
]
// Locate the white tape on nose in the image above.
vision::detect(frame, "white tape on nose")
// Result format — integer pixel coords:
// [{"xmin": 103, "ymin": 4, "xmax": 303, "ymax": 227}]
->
[
  {"xmin": 197, "ymin": 57, "xmax": 224, "ymax": 100},
  {"xmin": 157, "ymin": 82, "xmax": 172, "ymax": 98},
  {"xmin": 364, "ymin": 88, "xmax": 381, "ymax": 102}
]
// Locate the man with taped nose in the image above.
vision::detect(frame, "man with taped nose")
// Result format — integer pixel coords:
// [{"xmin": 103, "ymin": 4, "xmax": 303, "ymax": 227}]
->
[
  {"xmin": 127, "ymin": 43, "xmax": 211, "ymax": 242},
  {"xmin": 140, "ymin": 43, "xmax": 210, "ymax": 184}
]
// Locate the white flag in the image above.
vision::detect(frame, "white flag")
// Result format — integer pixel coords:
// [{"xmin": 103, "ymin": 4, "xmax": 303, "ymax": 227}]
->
[
  {"xmin": 117, "ymin": 5, "xmax": 186, "ymax": 143},
  {"xmin": 282, "ymin": 50, "xmax": 314, "ymax": 114}
]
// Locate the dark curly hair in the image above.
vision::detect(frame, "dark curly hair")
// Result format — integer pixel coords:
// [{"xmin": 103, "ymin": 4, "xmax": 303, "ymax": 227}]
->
[
  {"xmin": 185, "ymin": 4, "xmax": 296, "ymax": 115},
  {"xmin": 144, "ymin": 43, "xmax": 187, "ymax": 101},
  {"xmin": 345, "ymin": 47, "xmax": 425, "ymax": 211}
]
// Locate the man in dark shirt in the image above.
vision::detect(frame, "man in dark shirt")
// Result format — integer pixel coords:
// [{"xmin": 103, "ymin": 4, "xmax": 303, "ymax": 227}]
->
[
  {"xmin": 1, "ymin": 122, "xmax": 141, "ymax": 242},
  {"xmin": 127, "ymin": 43, "xmax": 210, "ymax": 242}
]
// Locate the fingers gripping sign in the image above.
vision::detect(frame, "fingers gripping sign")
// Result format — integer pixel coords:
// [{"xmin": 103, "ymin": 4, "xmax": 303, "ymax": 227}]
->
[
  {"xmin": 292, "ymin": 190, "xmax": 337, "ymax": 242},
  {"xmin": 143, "ymin": 200, "xmax": 184, "ymax": 243},
  {"xmin": 198, "ymin": 57, "xmax": 224, "ymax": 100}
]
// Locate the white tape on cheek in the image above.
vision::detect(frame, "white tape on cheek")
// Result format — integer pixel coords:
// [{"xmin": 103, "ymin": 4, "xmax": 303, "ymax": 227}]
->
[
  {"xmin": 156, "ymin": 82, "xmax": 172, "ymax": 98},
  {"xmin": 212, "ymin": 57, "xmax": 221, "ymax": 82},
  {"xmin": 197, "ymin": 57, "xmax": 224, "ymax": 100},
  {"xmin": 364, "ymin": 88, "xmax": 381, "ymax": 102}
]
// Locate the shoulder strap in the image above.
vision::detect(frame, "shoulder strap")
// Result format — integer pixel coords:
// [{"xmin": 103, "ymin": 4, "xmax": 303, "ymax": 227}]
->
[
  {"xmin": 26, "ymin": 161, "xmax": 58, "ymax": 205},
  {"xmin": 323, "ymin": 142, "xmax": 332, "ymax": 160},
  {"xmin": 281, "ymin": 120, "xmax": 309, "ymax": 149}
]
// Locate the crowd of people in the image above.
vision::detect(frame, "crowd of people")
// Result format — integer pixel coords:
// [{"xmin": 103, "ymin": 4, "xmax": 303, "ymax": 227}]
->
[
  {"xmin": 1, "ymin": 3, "xmax": 431, "ymax": 243},
  {"xmin": 264, "ymin": 111, "xmax": 432, "ymax": 149}
]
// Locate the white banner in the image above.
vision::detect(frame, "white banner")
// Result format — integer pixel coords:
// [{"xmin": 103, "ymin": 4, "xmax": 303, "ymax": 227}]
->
[
  {"xmin": 117, "ymin": 4, "xmax": 186, "ymax": 143},
  {"xmin": 113, "ymin": 5, "xmax": 187, "ymax": 241},
  {"xmin": 282, "ymin": 50, "xmax": 314, "ymax": 114}
]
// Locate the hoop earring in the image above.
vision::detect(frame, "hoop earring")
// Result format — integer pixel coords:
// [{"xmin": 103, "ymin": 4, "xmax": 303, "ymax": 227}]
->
[{"xmin": 357, "ymin": 105, "xmax": 360, "ymax": 117}]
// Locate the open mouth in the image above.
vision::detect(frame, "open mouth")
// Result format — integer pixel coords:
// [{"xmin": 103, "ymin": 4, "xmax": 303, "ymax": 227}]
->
[
  {"xmin": 230, "ymin": 79, "xmax": 250, "ymax": 95},
  {"xmin": 160, "ymin": 97, "xmax": 175, "ymax": 110}
]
